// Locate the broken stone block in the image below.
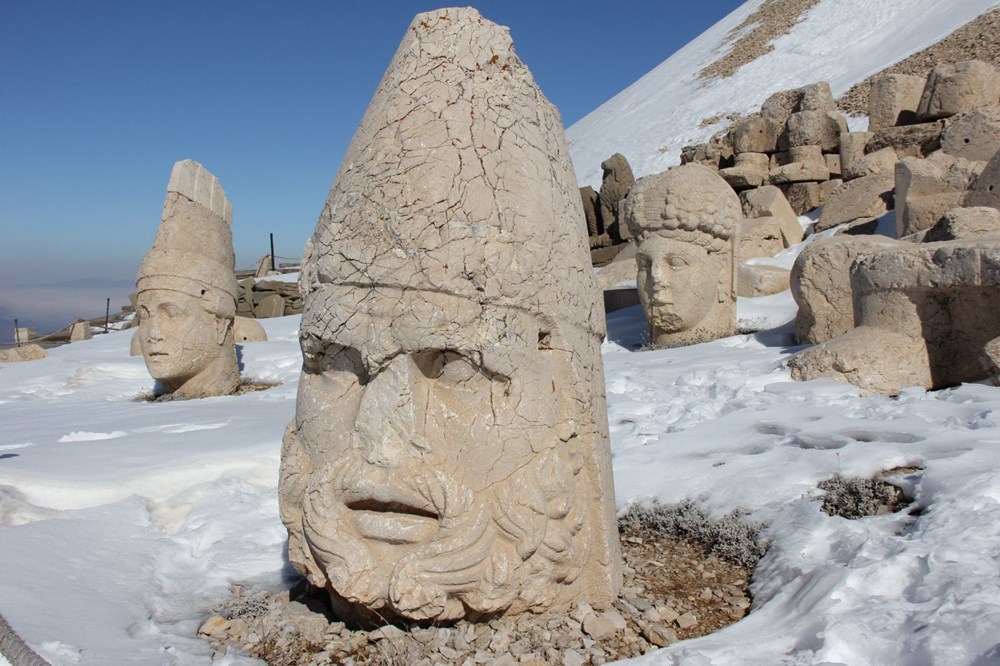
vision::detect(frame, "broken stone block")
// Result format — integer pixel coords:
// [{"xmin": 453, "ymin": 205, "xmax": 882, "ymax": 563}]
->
[
  {"xmin": 786, "ymin": 110, "xmax": 847, "ymax": 151},
  {"xmin": 895, "ymin": 152, "xmax": 985, "ymax": 237},
  {"xmin": 769, "ymin": 159, "xmax": 829, "ymax": 184},
  {"xmin": 780, "ymin": 182, "xmax": 824, "ymax": 215},
  {"xmin": 918, "ymin": 60, "xmax": 1000, "ymax": 121},
  {"xmin": 680, "ymin": 136, "xmax": 735, "ymax": 170},
  {"xmin": 816, "ymin": 172, "xmax": 895, "ymax": 232},
  {"xmin": 69, "ymin": 320, "xmax": 92, "ymax": 342},
  {"xmin": 720, "ymin": 152, "xmax": 769, "ymax": 189},
  {"xmin": 790, "ymin": 235, "xmax": 899, "ymax": 344},
  {"xmin": 839, "ymin": 131, "xmax": 874, "ymax": 181},
  {"xmin": 761, "ymin": 89, "xmax": 800, "ymax": 125},
  {"xmin": 741, "ymin": 185, "xmax": 803, "ymax": 246},
  {"xmin": 799, "ymin": 82, "xmax": 836, "ymax": 112},
  {"xmin": 868, "ymin": 122, "xmax": 944, "ymax": 159},
  {"xmin": 0, "ymin": 344, "xmax": 47, "ymax": 362},
  {"xmin": 789, "ymin": 145, "xmax": 825, "ymax": 165},
  {"xmin": 825, "ymin": 153, "xmax": 842, "ymax": 179},
  {"xmin": 820, "ymin": 178, "xmax": 844, "ymax": 204},
  {"xmin": 790, "ymin": 238, "xmax": 1000, "ymax": 394},
  {"xmin": 941, "ymin": 105, "xmax": 1000, "ymax": 162},
  {"xmin": 732, "ymin": 115, "xmax": 782, "ymax": 154},
  {"xmin": 843, "ymin": 147, "xmax": 898, "ymax": 181},
  {"xmin": 252, "ymin": 293, "xmax": 284, "ymax": 319},
  {"xmin": 869, "ymin": 73, "xmax": 926, "ymax": 130},
  {"xmin": 624, "ymin": 164, "xmax": 739, "ymax": 348},
  {"xmin": 739, "ymin": 217, "xmax": 786, "ymax": 261},
  {"xmin": 594, "ymin": 243, "xmax": 638, "ymax": 289},
  {"xmin": 964, "ymin": 148, "xmax": 1000, "ymax": 210},
  {"xmin": 279, "ymin": 7, "xmax": 621, "ymax": 626},
  {"xmin": 738, "ymin": 263, "xmax": 790, "ymax": 297},
  {"xmin": 770, "ymin": 151, "xmax": 791, "ymax": 169},
  {"xmin": 924, "ymin": 206, "xmax": 1000, "ymax": 242}
]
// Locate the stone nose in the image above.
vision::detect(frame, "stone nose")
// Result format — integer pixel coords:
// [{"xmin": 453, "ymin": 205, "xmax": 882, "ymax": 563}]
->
[{"xmin": 354, "ymin": 355, "xmax": 428, "ymax": 467}]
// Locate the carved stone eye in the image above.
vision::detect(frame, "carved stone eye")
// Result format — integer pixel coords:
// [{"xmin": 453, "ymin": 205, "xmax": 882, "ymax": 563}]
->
[
  {"xmin": 439, "ymin": 351, "xmax": 478, "ymax": 383},
  {"xmin": 667, "ymin": 254, "xmax": 690, "ymax": 269}
]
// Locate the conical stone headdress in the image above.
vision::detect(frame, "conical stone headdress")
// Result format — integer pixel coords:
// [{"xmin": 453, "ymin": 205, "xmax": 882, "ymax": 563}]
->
[{"xmin": 137, "ymin": 160, "xmax": 237, "ymax": 316}]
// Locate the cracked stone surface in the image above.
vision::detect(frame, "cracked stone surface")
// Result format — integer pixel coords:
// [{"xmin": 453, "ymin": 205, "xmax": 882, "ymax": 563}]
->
[
  {"xmin": 623, "ymin": 164, "xmax": 740, "ymax": 348},
  {"xmin": 280, "ymin": 7, "xmax": 621, "ymax": 625},
  {"xmin": 135, "ymin": 159, "xmax": 239, "ymax": 399}
]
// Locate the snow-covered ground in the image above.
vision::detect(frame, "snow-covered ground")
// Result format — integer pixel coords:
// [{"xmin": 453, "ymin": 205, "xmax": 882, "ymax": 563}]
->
[
  {"xmin": 5, "ymin": 0, "xmax": 1000, "ymax": 663},
  {"xmin": 567, "ymin": 0, "xmax": 1000, "ymax": 188}
]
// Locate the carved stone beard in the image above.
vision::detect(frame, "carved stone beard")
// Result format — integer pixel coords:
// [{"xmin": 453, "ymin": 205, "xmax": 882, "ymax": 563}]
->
[{"xmin": 284, "ymin": 426, "xmax": 591, "ymax": 625}]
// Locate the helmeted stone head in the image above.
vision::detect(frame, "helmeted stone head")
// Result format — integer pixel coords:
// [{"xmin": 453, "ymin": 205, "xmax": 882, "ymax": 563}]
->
[
  {"xmin": 279, "ymin": 7, "xmax": 621, "ymax": 626},
  {"xmin": 136, "ymin": 160, "xmax": 239, "ymax": 399},
  {"xmin": 624, "ymin": 164, "xmax": 740, "ymax": 347}
]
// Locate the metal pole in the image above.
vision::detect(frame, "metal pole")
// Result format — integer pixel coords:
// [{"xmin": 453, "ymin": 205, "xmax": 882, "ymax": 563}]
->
[
  {"xmin": 105, "ymin": 298, "xmax": 110, "ymax": 333},
  {"xmin": 13, "ymin": 318, "xmax": 19, "ymax": 347},
  {"xmin": 269, "ymin": 233, "xmax": 276, "ymax": 272}
]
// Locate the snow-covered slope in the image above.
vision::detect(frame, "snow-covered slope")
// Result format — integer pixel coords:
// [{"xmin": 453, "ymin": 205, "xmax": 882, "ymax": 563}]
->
[{"xmin": 568, "ymin": 0, "xmax": 1000, "ymax": 188}]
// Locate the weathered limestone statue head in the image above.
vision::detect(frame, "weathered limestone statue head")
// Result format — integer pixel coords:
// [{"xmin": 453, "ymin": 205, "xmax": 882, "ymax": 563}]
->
[
  {"xmin": 279, "ymin": 7, "xmax": 621, "ymax": 626},
  {"xmin": 136, "ymin": 160, "xmax": 239, "ymax": 399},
  {"xmin": 624, "ymin": 164, "xmax": 740, "ymax": 347}
]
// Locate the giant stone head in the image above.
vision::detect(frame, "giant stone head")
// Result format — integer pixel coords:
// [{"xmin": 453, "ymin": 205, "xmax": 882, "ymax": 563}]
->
[{"xmin": 279, "ymin": 7, "xmax": 622, "ymax": 625}]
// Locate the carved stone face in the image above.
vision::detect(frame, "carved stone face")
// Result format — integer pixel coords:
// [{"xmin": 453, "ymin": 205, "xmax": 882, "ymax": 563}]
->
[
  {"xmin": 284, "ymin": 292, "xmax": 590, "ymax": 624},
  {"xmin": 137, "ymin": 288, "xmax": 227, "ymax": 389},
  {"xmin": 636, "ymin": 236, "xmax": 719, "ymax": 334}
]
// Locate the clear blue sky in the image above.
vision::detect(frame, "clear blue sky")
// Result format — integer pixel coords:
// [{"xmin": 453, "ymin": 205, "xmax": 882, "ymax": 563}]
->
[{"xmin": 0, "ymin": 1, "xmax": 743, "ymax": 337}]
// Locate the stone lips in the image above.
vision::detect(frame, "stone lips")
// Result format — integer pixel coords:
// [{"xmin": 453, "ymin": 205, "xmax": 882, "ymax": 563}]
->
[{"xmin": 287, "ymin": 7, "xmax": 621, "ymax": 623}]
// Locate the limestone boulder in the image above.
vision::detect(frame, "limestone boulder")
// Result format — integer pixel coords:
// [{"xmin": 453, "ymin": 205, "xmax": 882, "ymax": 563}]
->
[
  {"xmin": 761, "ymin": 89, "xmax": 800, "ymax": 125},
  {"xmin": 895, "ymin": 152, "xmax": 985, "ymax": 237},
  {"xmin": 233, "ymin": 316, "xmax": 268, "ymax": 343},
  {"xmin": 732, "ymin": 116, "xmax": 782, "ymax": 154},
  {"xmin": 720, "ymin": 152, "xmax": 769, "ymax": 189},
  {"xmin": 786, "ymin": 111, "xmax": 847, "ymax": 151},
  {"xmin": 941, "ymin": 105, "xmax": 1000, "ymax": 162},
  {"xmin": 280, "ymin": 7, "xmax": 621, "ymax": 626},
  {"xmin": 868, "ymin": 73, "xmax": 926, "ymax": 130},
  {"xmin": 868, "ymin": 122, "xmax": 943, "ymax": 159},
  {"xmin": 741, "ymin": 185, "xmax": 803, "ymax": 246},
  {"xmin": 679, "ymin": 136, "xmax": 734, "ymax": 170},
  {"xmin": 69, "ymin": 321, "xmax": 92, "ymax": 342},
  {"xmin": 843, "ymin": 147, "xmax": 897, "ymax": 181},
  {"xmin": 770, "ymin": 145, "xmax": 829, "ymax": 184},
  {"xmin": 0, "ymin": 344, "xmax": 47, "ymax": 362},
  {"xmin": 790, "ymin": 235, "xmax": 899, "ymax": 344},
  {"xmin": 825, "ymin": 153, "xmax": 842, "ymax": 179},
  {"xmin": 816, "ymin": 172, "xmax": 895, "ymax": 232},
  {"xmin": 798, "ymin": 82, "xmax": 836, "ymax": 113},
  {"xmin": 737, "ymin": 263, "xmax": 790, "ymax": 297},
  {"xmin": 918, "ymin": 60, "xmax": 1000, "ymax": 121},
  {"xmin": 252, "ymin": 292, "xmax": 285, "ymax": 318},
  {"xmin": 964, "ymin": 148, "xmax": 1000, "ymax": 210},
  {"xmin": 594, "ymin": 243, "xmax": 638, "ymax": 289},
  {"xmin": 781, "ymin": 182, "xmax": 824, "ymax": 216}
]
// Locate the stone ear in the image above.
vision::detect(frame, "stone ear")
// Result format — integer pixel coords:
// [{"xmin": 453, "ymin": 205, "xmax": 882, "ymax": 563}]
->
[{"xmin": 215, "ymin": 314, "xmax": 230, "ymax": 345}]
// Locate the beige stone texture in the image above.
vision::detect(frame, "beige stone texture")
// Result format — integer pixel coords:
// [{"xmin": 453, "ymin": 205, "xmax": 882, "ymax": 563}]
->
[
  {"xmin": 738, "ymin": 217, "xmax": 785, "ymax": 262},
  {"xmin": 732, "ymin": 116, "xmax": 782, "ymax": 154},
  {"xmin": 868, "ymin": 73, "xmax": 926, "ymax": 130},
  {"xmin": 679, "ymin": 136, "xmax": 734, "ymax": 170},
  {"xmin": 825, "ymin": 153, "xmax": 842, "ymax": 180},
  {"xmin": 964, "ymin": 148, "xmax": 1000, "ymax": 210},
  {"xmin": 581, "ymin": 186, "xmax": 601, "ymax": 237},
  {"xmin": 781, "ymin": 182, "xmax": 824, "ymax": 215},
  {"xmin": 790, "ymin": 238, "xmax": 1000, "ymax": 394},
  {"xmin": 790, "ymin": 235, "xmax": 898, "ymax": 344},
  {"xmin": 769, "ymin": 146, "xmax": 829, "ymax": 184},
  {"xmin": 719, "ymin": 152, "xmax": 769, "ymax": 189},
  {"xmin": 918, "ymin": 60, "xmax": 1000, "ymax": 121},
  {"xmin": 839, "ymin": 131, "xmax": 873, "ymax": 181},
  {"xmin": 941, "ymin": 105, "xmax": 1000, "ymax": 163},
  {"xmin": 234, "ymin": 316, "xmax": 268, "ymax": 343},
  {"xmin": 252, "ymin": 292, "xmax": 285, "ymax": 318},
  {"xmin": 788, "ymin": 145, "xmax": 824, "ymax": 165},
  {"xmin": 761, "ymin": 89, "xmax": 799, "ymax": 125},
  {"xmin": 740, "ymin": 185, "xmax": 803, "ymax": 246},
  {"xmin": 279, "ymin": 8, "xmax": 621, "ymax": 626},
  {"xmin": 599, "ymin": 153, "xmax": 635, "ymax": 243},
  {"xmin": 129, "ymin": 329, "xmax": 141, "ymax": 357},
  {"xmin": 868, "ymin": 122, "xmax": 944, "ymax": 159},
  {"xmin": 816, "ymin": 172, "xmax": 895, "ymax": 232},
  {"xmin": 820, "ymin": 178, "xmax": 844, "ymax": 205},
  {"xmin": 594, "ymin": 243, "xmax": 638, "ymax": 289},
  {"xmin": 135, "ymin": 159, "xmax": 239, "ymax": 399},
  {"xmin": 785, "ymin": 111, "xmax": 847, "ymax": 151},
  {"xmin": 69, "ymin": 321, "xmax": 92, "ymax": 342},
  {"xmin": 924, "ymin": 206, "xmax": 1000, "ymax": 242},
  {"xmin": 799, "ymin": 82, "xmax": 836, "ymax": 113},
  {"xmin": 843, "ymin": 146, "xmax": 897, "ymax": 181},
  {"xmin": 895, "ymin": 153, "xmax": 985, "ymax": 237},
  {"xmin": 737, "ymin": 263, "xmax": 790, "ymax": 297},
  {"xmin": 0, "ymin": 344, "xmax": 47, "ymax": 362},
  {"xmin": 623, "ymin": 164, "xmax": 739, "ymax": 348},
  {"xmin": 14, "ymin": 327, "xmax": 35, "ymax": 343},
  {"xmin": 769, "ymin": 151, "xmax": 791, "ymax": 169}
]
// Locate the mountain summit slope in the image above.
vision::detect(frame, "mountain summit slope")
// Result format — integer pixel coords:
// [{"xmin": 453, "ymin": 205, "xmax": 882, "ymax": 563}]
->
[{"xmin": 567, "ymin": 0, "xmax": 1000, "ymax": 187}]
